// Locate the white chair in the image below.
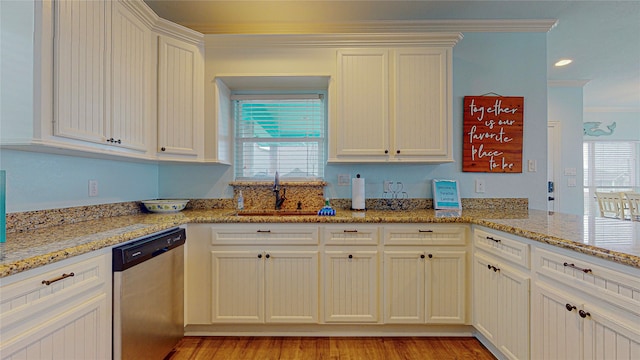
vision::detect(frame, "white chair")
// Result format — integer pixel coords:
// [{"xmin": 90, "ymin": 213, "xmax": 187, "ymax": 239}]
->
[
  {"xmin": 595, "ymin": 191, "xmax": 625, "ymax": 219},
  {"xmin": 624, "ymin": 192, "xmax": 640, "ymax": 221}
]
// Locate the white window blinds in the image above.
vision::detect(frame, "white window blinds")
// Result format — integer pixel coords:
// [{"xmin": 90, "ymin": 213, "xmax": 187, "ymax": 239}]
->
[{"xmin": 233, "ymin": 94, "xmax": 326, "ymax": 180}]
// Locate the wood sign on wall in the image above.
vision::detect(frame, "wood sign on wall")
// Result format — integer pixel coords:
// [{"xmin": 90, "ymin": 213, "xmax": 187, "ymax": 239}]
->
[{"xmin": 463, "ymin": 96, "xmax": 524, "ymax": 172}]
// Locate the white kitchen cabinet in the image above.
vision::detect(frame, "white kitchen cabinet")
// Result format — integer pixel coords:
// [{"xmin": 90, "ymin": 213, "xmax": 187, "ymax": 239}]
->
[
  {"xmin": 332, "ymin": 46, "xmax": 454, "ymax": 163},
  {"xmin": 54, "ymin": 0, "xmax": 151, "ymax": 153},
  {"xmin": 185, "ymin": 224, "xmax": 318, "ymax": 325},
  {"xmin": 473, "ymin": 227, "xmax": 531, "ymax": 360},
  {"xmin": 322, "ymin": 224, "xmax": 380, "ymax": 323},
  {"xmin": 474, "ymin": 252, "xmax": 530, "ymax": 360},
  {"xmin": 157, "ymin": 35, "xmax": 204, "ymax": 159},
  {"xmin": 211, "ymin": 249, "xmax": 318, "ymax": 324},
  {"xmin": 384, "ymin": 249, "xmax": 466, "ymax": 324},
  {"xmin": 532, "ymin": 246, "xmax": 640, "ymax": 360},
  {"xmin": 382, "ymin": 224, "xmax": 468, "ymax": 324},
  {"xmin": 323, "ymin": 250, "xmax": 379, "ymax": 323},
  {"xmin": 0, "ymin": 251, "xmax": 111, "ymax": 360}
]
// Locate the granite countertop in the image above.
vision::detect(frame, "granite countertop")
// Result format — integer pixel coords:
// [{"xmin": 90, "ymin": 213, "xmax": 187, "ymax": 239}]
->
[{"xmin": 2, "ymin": 208, "xmax": 639, "ymax": 277}]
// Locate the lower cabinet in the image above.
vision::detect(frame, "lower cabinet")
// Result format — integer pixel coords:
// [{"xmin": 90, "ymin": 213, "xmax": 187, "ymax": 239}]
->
[
  {"xmin": 384, "ymin": 249, "xmax": 466, "ymax": 324},
  {"xmin": 473, "ymin": 252, "xmax": 530, "ymax": 360},
  {"xmin": 472, "ymin": 227, "xmax": 531, "ymax": 360},
  {"xmin": 0, "ymin": 252, "xmax": 112, "ymax": 360},
  {"xmin": 323, "ymin": 249, "xmax": 379, "ymax": 323},
  {"xmin": 531, "ymin": 246, "xmax": 640, "ymax": 360},
  {"xmin": 211, "ymin": 249, "xmax": 318, "ymax": 323}
]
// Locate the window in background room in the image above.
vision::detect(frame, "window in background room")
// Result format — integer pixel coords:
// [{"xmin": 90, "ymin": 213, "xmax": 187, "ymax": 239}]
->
[
  {"xmin": 583, "ymin": 141, "xmax": 640, "ymax": 214},
  {"xmin": 233, "ymin": 93, "xmax": 326, "ymax": 180}
]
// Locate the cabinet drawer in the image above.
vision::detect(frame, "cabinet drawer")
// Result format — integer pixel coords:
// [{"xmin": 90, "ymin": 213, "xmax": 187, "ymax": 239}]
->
[
  {"xmin": 383, "ymin": 224, "xmax": 467, "ymax": 246},
  {"xmin": 474, "ymin": 228, "xmax": 530, "ymax": 269},
  {"xmin": 322, "ymin": 225, "xmax": 379, "ymax": 245},
  {"xmin": 211, "ymin": 224, "xmax": 318, "ymax": 245},
  {"xmin": 534, "ymin": 247, "xmax": 640, "ymax": 315},
  {"xmin": 0, "ymin": 253, "xmax": 109, "ymax": 341}
]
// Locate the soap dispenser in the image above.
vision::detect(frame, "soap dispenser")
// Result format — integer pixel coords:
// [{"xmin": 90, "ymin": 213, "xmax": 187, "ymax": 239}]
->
[{"xmin": 237, "ymin": 190, "xmax": 244, "ymax": 210}]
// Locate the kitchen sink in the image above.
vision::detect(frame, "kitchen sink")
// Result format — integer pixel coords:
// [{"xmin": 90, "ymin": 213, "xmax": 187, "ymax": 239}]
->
[{"xmin": 235, "ymin": 210, "xmax": 318, "ymax": 216}]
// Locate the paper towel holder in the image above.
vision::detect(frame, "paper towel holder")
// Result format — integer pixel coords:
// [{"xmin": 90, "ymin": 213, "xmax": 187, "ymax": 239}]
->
[{"xmin": 350, "ymin": 174, "xmax": 367, "ymax": 211}]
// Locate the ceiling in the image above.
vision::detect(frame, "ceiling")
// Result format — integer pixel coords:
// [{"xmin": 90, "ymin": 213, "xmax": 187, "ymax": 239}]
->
[{"xmin": 144, "ymin": 0, "xmax": 640, "ymax": 111}]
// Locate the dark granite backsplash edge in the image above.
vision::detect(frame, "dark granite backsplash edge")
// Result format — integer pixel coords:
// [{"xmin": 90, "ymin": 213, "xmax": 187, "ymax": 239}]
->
[{"xmin": 6, "ymin": 198, "xmax": 527, "ymax": 233}]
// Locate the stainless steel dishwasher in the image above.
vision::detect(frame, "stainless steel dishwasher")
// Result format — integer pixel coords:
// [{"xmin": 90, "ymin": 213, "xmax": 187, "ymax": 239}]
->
[{"xmin": 112, "ymin": 227, "xmax": 185, "ymax": 360}]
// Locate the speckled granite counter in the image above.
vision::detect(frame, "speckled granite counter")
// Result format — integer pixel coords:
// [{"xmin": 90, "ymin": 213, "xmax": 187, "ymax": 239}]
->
[{"xmin": 2, "ymin": 208, "xmax": 639, "ymax": 277}]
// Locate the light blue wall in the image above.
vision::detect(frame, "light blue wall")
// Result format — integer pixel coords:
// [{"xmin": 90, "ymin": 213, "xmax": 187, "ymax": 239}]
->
[
  {"xmin": 583, "ymin": 111, "xmax": 640, "ymax": 141},
  {"xmin": 0, "ymin": 150, "xmax": 159, "ymax": 212},
  {"xmin": 548, "ymin": 86, "xmax": 585, "ymax": 215}
]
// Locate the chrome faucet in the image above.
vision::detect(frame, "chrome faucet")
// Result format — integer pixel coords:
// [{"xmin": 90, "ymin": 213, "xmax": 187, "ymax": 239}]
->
[{"xmin": 273, "ymin": 171, "xmax": 286, "ymax": 210}]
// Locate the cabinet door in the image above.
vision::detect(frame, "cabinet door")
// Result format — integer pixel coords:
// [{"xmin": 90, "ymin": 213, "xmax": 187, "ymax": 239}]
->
[
  {"xmin": 498, "ymin": 264, "xmax": 530, "ymax": 360},
  {"xmin": 157, "ymin": 35, "xmax": 203, "ymax": 157},
  {"xmin": 473, "ymin": 253, "xmax": 500, "ymax": 344},
  {"xmin": 383, "ymin": 251, "xmax": 425, "ymax": 323},
  {"xmin": 393, "ymin": 48, "xmax": 451, "ymax": 160},
  {"xmin": 532, "ymin": 282, "xmax": 583, "ymax": 360},
  {"xmin": 54, "ymin": 0, "xmax": 108, "ymax": 143},
  {"xmin": 110, "ymin": 2, "xmax": 150, "ymax": 152},
  {"xmin": 324, "ymin": 250, "xmax": 379, "ymax": 322},
  {"xmin": 211, "ymin": 250, "xmax": 264, "ymax": 323},
  {"xmin": 425, "ymin": 250, "xmax": 466, "ymax": 324},
  {"xmin": 335, "ymin": 49, "xmax": 389, "ymax": 159},
  {"xmin": 264, "ymin": 251, "xmax": 318, "ymax": 323},
  {"xmin": 0, "ymin": 294, "xmax": 110, "ymax": 360},
  {"xmin": 583, "ymin": 304, "xmax": 640, "ymax": 360}
]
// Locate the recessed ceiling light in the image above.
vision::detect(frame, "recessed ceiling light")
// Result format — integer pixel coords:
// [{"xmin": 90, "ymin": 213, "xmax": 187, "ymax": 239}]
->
[{"xmin": 555, "ymin": 59, "xmax": 573, "ymax": 67}]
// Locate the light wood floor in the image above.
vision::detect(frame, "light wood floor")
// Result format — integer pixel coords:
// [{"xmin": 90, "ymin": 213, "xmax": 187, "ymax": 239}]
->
[{"xmin": 167, "ymin": 336, "xmax": 496, "ymax": 360}]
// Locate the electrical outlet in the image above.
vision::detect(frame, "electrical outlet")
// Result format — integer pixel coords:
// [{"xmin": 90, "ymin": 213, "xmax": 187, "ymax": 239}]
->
[
  {"xmin": 528, "ymin": 160, "xmax": 537, "ymax": 172},
  {"xmin": 475, "ymin": 179, "xmax": 485, "ymax": 193},
  {"xmin": 88, "ymin": 180, "xmax": 98, "ymax": 197},
  {"xmin": 337, "ymin": 174, "xmax": 350, "ymax": 186}
]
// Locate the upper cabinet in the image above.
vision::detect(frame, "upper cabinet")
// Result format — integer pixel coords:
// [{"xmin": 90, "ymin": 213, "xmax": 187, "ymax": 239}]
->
[
  {"xmin": 331, "ymin": 41, "xmax": 457, "ymax": 163},
  {"xmin": 156, "ymin": 35, "xmax": 204, "ymax": 159},
  {"xmin": 0, "ymin": 0, "xmax": 204, "ymax": 162},
  {"xmin": 54, "ymin": 0, "xmax": 151, "ymax": 153}
]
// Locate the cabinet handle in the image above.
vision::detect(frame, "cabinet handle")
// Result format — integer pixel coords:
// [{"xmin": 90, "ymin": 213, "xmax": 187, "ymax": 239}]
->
[
  {"xmin": 257, "ymin": 230, "xmax": 271, "ymax": 233},
  {"xmin": 418, "ymin": 230, "xmax": 433, "ymax": 233},
  {"xmin": 42, "ymin": 272, "xmax": 74, "ymax": 286},
  {"xmin": 115, "ymin": 139, "xmax": 121, "ymax": 144},
  {"xmin": 343, "ymin": 230, "xmax": 358, "ymax": 233},
  {"xmin": 486, "ymin": 236, "xmax": 501, "ymax": 243},
  {"xmin": 384, "ymin": 150, "xmax": 389, "ymax": 154},
  {"xmin": 396, "ymin": 150, "xmax": 400, "ymax": 154},
  {"xmin": 348, "ymin": 254, "xmax": 353, "ymax": 259},
  {"xmin": 565, "ymin": 303, "xmax": 576, "ymax": 312},
  {"xmin": 578, "ymin": 310, "xmax": 591, "ymax": 318},
  {"xmin": 266, "ymin": 254, "xmax": 270, "ymax": 259},
  {"xmin": 258, "ymin": 254, "xmax": 262, "ymax": 258},
  {"xmin": 420, "ymin": 254, "xmax": 425, "ymax": 259},
  {"xmin": 428, "ymin": 254, "xmax": 433, "ymax": 258},
  {"xmin": 161, "ymin": 147, "xmax": 166, "ymax": 151},
  {"xmin": 487, "ymin": 264, "xmax": 500, "ymax": 272},
  {"xmin": 563, "ymin": 262, "xmax": 592, "ymax": 273}
]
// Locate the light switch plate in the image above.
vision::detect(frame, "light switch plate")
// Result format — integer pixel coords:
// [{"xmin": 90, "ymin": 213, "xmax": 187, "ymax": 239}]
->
[
  {"xmin": 475, "ymin": 179, "xmax": 485, "ymax": 193},
  {"xmin": 528, "ymin": 160, "xmax": 537, "ymax": 172}
]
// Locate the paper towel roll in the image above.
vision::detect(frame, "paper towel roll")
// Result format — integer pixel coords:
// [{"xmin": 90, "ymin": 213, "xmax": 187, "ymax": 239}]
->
[{"xmin": 351, "ymin": 176, "xmax": 365, "ymax": 210}]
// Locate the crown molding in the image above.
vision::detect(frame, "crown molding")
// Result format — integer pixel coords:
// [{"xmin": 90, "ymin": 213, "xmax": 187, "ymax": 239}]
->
[
  {"xmin": 205, "ymin": 32, "xmax": 464, "ymax": 49},
  {"xmin": 191, "ymin": 19, "xmax": 557, "ymax": 35},
  {"xmin": 548, "ymin": 80, "xmax": 591, "ymax": 87},
  {"xmin": 122, "ymin": 0, "xmax": 203, "ymax": 45}
]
